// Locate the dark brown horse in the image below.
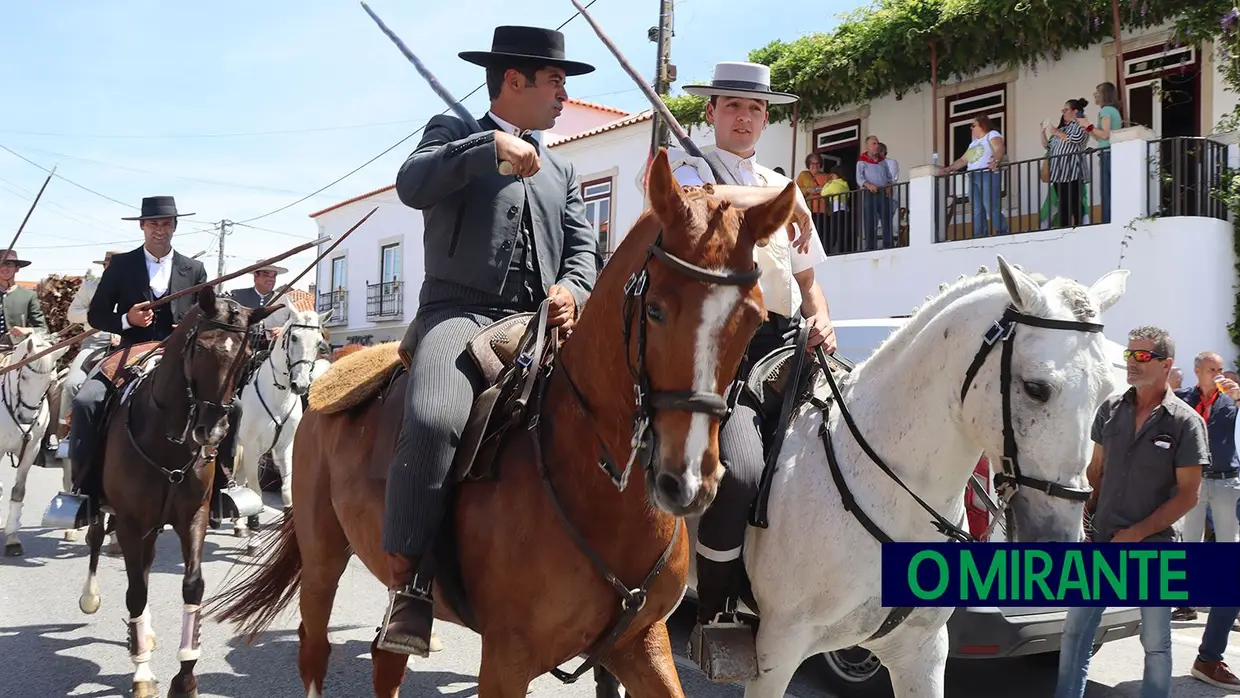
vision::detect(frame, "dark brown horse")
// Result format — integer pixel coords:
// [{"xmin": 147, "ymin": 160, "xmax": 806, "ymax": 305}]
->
[
  {"xmin": 209, "ymin": 150, "xmax": 798, "ymax": 697},
  {"xmin": 74, "ymin": 286, "xmax": 276, "ymax": 698}
]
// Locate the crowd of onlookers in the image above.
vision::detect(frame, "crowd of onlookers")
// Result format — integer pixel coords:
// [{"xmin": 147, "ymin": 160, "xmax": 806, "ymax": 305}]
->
[{"xmin": 798, "ymin": 81, "xmax": 1125, "ymax": 251}]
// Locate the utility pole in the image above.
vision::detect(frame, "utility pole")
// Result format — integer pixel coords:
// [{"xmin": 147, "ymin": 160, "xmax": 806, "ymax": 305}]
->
[
  {"xmin": 647, "ymin": 0, "xmax": 674, "ymax": 158},
  {"xmin": 217, "ymin": 219, "xmax": 231, "ymax": 277}
]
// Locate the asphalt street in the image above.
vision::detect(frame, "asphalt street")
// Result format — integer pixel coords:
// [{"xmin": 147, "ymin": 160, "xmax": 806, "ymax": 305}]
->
[{"xmin": 4, "ymin": 462, "xmax": 1240, "ymax": 697}]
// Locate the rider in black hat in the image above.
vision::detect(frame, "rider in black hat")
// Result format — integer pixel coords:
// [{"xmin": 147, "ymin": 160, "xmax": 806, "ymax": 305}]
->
[
  {"xmin": 67, "ymin": 196, "xmax": 209, "ymax": 506},
  {"xmin": 376, "ymin": 25, "xmax": 599, "ymax": 657}
]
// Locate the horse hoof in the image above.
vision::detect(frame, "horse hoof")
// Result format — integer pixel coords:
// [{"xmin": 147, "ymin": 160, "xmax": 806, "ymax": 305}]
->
[
  {"xmin": 167, "ymin": 684, "xmax": 197, "ymax": 698},
  {"xmin": 132, "ymin": 680, "xmax": 159, "ymax": 698},
  {"xmin": 63, "ymin": 529, "xmax": 80, "ymax": 542},
  {"xmin": 106, "ymin": 540, "xmax": 123, "ymax": 556},
  {"xmin": 4, "ymin": 541, "xmax": 22, "ymax": 557},
  {"xmin": 79, "ymin": 593, "xmax": 101, "ymax": 614},
  {"xmin": 429, "ymin": 632, "xmax": 443, "ymax": 653}
]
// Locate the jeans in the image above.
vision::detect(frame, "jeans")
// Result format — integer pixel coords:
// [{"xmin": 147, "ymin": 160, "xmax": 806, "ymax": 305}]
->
[
  {"xmin": 862, "ymin": 191, "xmax": 892, "ymax": 250},
  {"xmin": 1099, "ymin": 149, "xmax": 1112, "ymax": 224},
  {"xmin": 1200, "ymin": 606, "xmax": 1240, "ymax": 662},
  {"xmin": 1181, "ymin": 476, "xmax": 1240, "ymax": 543},
  {"xmin": 969, "ymin": 169, "xmax": 1008, "ymax": 237},
  {"xmin": 1056, "ymin": 605, "xmax": 1172, "ymax": 698}
]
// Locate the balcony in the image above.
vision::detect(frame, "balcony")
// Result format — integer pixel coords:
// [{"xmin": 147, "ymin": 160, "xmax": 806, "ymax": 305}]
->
[
  {"xmin": 806, "ymin": 182, "xmax": 911, "ymax": 255},
  {"xmin": 366, "ymin": 280, "xmax": 403, "ymax": 320},
  {"xmin": 317, "ymin": 289, "xmax": 347, "ymax": 327}
]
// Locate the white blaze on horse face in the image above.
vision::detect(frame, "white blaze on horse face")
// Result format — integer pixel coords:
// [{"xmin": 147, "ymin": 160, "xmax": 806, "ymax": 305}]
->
[{"xmin": 684, "ymin": 286, "xmax": 742, "ymax": 480}]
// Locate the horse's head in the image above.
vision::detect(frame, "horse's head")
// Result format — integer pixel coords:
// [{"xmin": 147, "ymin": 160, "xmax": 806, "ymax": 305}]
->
[
  {"xmin": 272, "ymin": 307, "xmax": 330, "ymax": 395},
  {"xmin": 962, "ymin": 256, "xmax": 1128, "ymax": 541},
  {"xmin": 2, "ymin": 332, "xmax": 67, "ymax": 425},
  {"xmin": 571, "ymin": 148, "xmax": 798, "ymax": 517},
  {"xmin": 176, "ymin": 285, "xmax": 280, "ymax": 447}
]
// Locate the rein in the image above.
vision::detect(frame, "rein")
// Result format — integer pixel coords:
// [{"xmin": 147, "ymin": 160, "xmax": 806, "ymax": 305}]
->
[{"xmin": 250, "ymin": 322, "xmax": 319, "ymax": 451}]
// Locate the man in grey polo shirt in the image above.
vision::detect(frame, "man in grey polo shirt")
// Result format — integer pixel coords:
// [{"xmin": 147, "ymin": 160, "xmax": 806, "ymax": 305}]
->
[{"xmin": 1055, "ymin": 325, "xmax": 1209, "ymax": 698}]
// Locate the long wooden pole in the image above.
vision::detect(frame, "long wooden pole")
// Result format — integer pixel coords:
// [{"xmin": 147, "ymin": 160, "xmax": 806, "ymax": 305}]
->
[
  {"xmin": 5, "ymin": 166, "xmax": 56, "ymax": 255},
  {"xmin": 0, "ymin": 233, "xmax": 334, "ymax": 377}
]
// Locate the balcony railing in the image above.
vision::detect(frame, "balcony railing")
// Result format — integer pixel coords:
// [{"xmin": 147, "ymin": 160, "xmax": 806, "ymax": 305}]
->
[
  {"xmin": 805, "ymin": 182, "xmax": 911, "ymax": 256},
  {"xmin": 366, "ymin": 280, "xmax": 403, "ymax": 320},
  {"xmin": 1147, "ymin": 137, "xmax": 1230, "ymax": 221},
  {"xmin": 317, "ymin": 289, "xmax": 347, "ymax": 326}
]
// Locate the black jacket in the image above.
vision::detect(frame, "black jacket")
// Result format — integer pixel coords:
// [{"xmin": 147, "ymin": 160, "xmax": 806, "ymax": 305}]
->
[{"xmin": 88, "ymin": 245, "xmax": 208, "ymax": 346}]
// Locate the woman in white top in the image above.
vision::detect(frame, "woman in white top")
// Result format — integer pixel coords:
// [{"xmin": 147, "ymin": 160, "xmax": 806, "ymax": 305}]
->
[{"xmin": 939, "ymin": 115, "xmax": 1009, "ymax": 237}]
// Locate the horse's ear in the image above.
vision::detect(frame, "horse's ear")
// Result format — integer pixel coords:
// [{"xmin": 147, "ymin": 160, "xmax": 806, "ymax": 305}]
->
[
  {"xmin": 317, "ymin": 309, "xmax": 333, "ymax": 325},
  {"xmin": 1087, "ymin": 268, "xmax": 1128, "ymax": 315},
  {"xmin": 996, "ymin": 255, "xmax": 1042, "ymax": 311},
  {"xmin": 646, "ymin": 148, "xmax": 691, "ymax": 227},
  {"xmin": 741, "ymin": 181, "xmax": 798, "ymax": 247},
  {"xmin": 197, "ymin": 285, "xmax": 217, "ymax": 315}
]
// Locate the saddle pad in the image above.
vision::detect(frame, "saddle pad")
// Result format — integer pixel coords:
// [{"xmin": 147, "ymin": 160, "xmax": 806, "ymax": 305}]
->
[
  {"xmin": 308, "ymin": 341, "xmax": 403, "ymax": 414},
  {"xmin": 92, "ymin": 342, "xmax": 164, "ymax": 386}
]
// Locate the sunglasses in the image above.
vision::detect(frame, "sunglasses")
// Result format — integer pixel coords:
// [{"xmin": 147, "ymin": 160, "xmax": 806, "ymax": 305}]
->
[{"xmin": 1124, "ymin": 349, "xmax": 1167, "ymax": 363}]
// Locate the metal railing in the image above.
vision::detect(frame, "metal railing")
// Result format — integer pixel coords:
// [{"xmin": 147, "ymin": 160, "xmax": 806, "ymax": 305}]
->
[
  {"xmin": 366, "ymin": 280, "xmax": 403, "ymax": 320},
  {"xmin": 934, "ymin": 148, "xmax": 1106, "ymax": 242},
  {"xmin": 1147, "ymin": 136, "xmax": 1230, "ymax": 221},
  {"xmin": 806, "ymin": 181, "xmax": 911, "ymax": 256},
  {"xmin": 317, "ymin": 289, "xmax": 347, "ymax": 326}
]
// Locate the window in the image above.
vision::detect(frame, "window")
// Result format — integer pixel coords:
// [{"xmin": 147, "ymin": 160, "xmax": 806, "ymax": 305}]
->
[
  {"xmin": 331, "ymin": 256, "xmax": 347, "ymax": 291},
  {"xmin": 946, "ymin": 86, "xmax": 1007, "ymax": 163},
  {"xmin": 581, "ymin": 178, "xmax": 613, "ymax": 267},
  {"xmin": 380, "ymin": 243, "xmax": 401, "ymax": 283},
  {"xmin": 814, "ymin": 122, "xmax": 861, "ymax": 152}
]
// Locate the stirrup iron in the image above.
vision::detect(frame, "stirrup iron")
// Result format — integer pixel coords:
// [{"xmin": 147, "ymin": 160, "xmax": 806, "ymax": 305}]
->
[
  {"xmin": 689, "ymin": 610, "xmax": 759, "ymax": 683},
  {"xmin": 375, "ymin": 585, "xmax": 434, "ymax": 658}
]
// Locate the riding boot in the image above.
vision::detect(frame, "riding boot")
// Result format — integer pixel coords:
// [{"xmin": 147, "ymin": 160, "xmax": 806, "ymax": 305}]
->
[
  {"xmin": 377, "ymin": 552, "xmax": 436, "ymax": 657},
  {"xmin": 689, "ymin": 555, "xmax": 759, "ymax": 682}
]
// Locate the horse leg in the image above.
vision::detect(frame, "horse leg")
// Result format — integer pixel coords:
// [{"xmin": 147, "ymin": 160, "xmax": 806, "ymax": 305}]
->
[
  {"xmin": 593, "ymin": 666, "xmax": 623, "ymax": 698},
  {"xmin": 234, "ymin": 442, "xmax": 261, "ymax": 539},
  {"xmin": 369, "ymin": 637, "xmax": 411, "ymax": 698},
  {"xmin": 106, "ymin": 513, "xmax": 123, "ymax": 556},
  {"xmin": 59, "ymin": 445, "xmax": 82, "ymax": 542},
  {"xmin": 3, "ymin": 450, "xmax": 34, "ymax": 556},
  {"xmin": 296, "ymin": 491, "xmax": 353, "ymax": 697},
  {"xmin": 117, "ymin": 516, "xmax": 161, "ymax": 698},
  {"xmin": 869, "ymin": 626, "xmax": 948, "ymax": 698},
  {"xmin": 79, "ymin": 513, "xmax": 105, "ymax": 614},
  {"xmin": 741, "ymin": 616, "xmax": 817, "ymax": 698},
  {"xmin": 597, "ymin": 621, "xmax": 682, "ymax": 698},
  {"xmin": 167, "ymin": 501, "xmax": 211, "ymax": 698},
  {"xmin": 273, "ymin": 430, "xmax": 294, "ymax": 513},
  {"xmin": 475, "ymin": 634, "xmax": 537, "ymax": 698}
]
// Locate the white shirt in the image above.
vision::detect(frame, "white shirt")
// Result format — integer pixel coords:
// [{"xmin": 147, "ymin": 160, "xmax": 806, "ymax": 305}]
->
[
  {"xmin": 660, "ymin": 145, "xmax": 829, "ymax": 318},
  {"xmin": 487, "ymin": 111, "xmax": 541, "ymax": 144},
  {"xmin": 120, "ymin": 247, "xmax": 175, "ymax": 330}
]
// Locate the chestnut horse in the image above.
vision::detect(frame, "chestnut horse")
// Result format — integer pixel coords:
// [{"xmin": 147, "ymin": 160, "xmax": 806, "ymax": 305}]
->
[
  {"xmin": 208, "ymin": 150, "xmax": 800, "ymax": 697},
  {"xmin": 74, "ymin": 287, "xmax": 277, "ymax": 698}
]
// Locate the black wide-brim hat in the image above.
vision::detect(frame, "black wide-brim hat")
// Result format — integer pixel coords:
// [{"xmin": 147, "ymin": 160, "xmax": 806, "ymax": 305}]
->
[
  {"xmin": 459, "ymin": 26, "xmax": 595, "ymax": 76},
  {"xmin": 121, "ymin": 195, "xmax": 196, "ymax": 221}
]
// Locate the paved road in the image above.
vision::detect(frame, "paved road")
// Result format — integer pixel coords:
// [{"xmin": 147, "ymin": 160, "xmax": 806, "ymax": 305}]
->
[{"xmin": 4, "ymin": 463, "xmax": 1240, "ymax": 697}]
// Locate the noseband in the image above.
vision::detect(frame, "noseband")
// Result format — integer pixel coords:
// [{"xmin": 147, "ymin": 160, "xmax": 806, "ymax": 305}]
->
[
  {"xmin": 166, "ymin": 314, "xmax": 256, "ymax": 445},
  {"xmin": 960, "ymin": 305, "xmax": 1103, "ymax": 538},
  {"xmin": 266, "ymin": 323, "xmax": 321, "ymax": 391},
  {"xmin": 559, "ymin": 230, "xmax": 761, "ymax": 491}
]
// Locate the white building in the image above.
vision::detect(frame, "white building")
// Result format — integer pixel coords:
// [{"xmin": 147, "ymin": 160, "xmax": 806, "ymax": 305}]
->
[{"xmin": 313, "ymin": 22, "xmax": 1240, "ymax": 364}]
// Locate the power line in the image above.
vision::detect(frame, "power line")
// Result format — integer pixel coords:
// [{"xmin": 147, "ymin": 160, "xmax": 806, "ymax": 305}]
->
[{"xmin": 233, "ymin": 0, "xmax": 602, "ymax": 225}]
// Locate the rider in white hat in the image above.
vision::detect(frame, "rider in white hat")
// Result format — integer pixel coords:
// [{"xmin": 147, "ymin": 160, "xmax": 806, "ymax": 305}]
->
[{"xmin": 664, "ymin": 60, "xmax": 838, "ymax": 682}]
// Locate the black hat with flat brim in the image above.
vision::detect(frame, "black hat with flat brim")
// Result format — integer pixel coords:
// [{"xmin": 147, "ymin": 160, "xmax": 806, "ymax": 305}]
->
[
  {"xmin": 459, "ymin": 26, "xmax": 595, "ymax": 76},
  {"xmin": 121, "ymin": 195, "xmax": 196, "ymax": 221}
]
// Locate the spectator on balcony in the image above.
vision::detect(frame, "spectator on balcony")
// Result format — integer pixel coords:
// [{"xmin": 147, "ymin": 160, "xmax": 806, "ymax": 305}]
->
[
  {"xmin": 822, "ymin": 166, "xmax": 851, "ymax": 255},
  {"xmin": 879, "ymin": 142, "xmax": 899, "ymax": 182},
  {"xmin": 1077, "ymin": 82, "xmax": 1123, "ymax": 224},
  {"xmin": 1042, "ymin": 99, "xmax": 1091, "ymax": 229},
  {"xmin": 939, "ymin": 116, "xmax": 1008, "ymax": 238},
  {"xmin": 856, "ymin": 135, "xmax": 895, "ymax": 250}
]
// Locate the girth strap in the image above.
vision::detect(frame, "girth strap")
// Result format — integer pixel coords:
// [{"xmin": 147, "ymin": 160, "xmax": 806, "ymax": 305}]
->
[{"xmin": 749, "ymin": 319, "xmax": 811, "ymax": 528}]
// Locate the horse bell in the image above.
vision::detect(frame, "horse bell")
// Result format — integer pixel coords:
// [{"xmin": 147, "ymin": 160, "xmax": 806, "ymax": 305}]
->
[
  {"xmin": 215, "ymin": 484, "xmax": 264, "ymax": 520},
  {"xmin": 42, "ymin": 491, "xmax": 92, "ymax": 531}
]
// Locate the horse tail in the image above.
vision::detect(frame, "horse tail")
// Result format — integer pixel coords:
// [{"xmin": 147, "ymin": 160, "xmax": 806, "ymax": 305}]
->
[{"xmin": 205, "ymin": 513, "xmax": 304, "ymax": 644}]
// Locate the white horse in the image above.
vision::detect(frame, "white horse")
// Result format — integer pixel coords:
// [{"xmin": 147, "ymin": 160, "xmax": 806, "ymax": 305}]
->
[
  {"xmin": 230, "ymin": 305, "xmax": 329, "ymax": 535},
  {"xmin": 716, "ymin": 256, "xmax": 1127, "ymax": 698},
  {"xmin": 1, "ymin": 332, "xmax": 70, "ymax": 556}
]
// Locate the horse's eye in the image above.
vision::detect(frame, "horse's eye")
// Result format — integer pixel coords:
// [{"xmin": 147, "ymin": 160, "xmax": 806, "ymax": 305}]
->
[
  {"xmin": 646, "ymin": 303, "xmax": 665, "ymax": 323},
  {"xmin": 1023, "ymin": 380, "xmax": 1052, "ymax": 403}
]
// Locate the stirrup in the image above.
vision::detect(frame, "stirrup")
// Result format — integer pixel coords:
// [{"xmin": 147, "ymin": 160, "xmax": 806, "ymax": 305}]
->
[
  {"xmin": 375, "ymin": 586, "xmax": 434, "ymax": 658},
  {"xmin": 688, "ymin": 610, "xmax": 758, "ymax": 683}
]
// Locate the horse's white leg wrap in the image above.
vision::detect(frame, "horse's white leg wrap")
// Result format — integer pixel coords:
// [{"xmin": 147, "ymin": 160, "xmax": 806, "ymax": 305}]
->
[
  {"xmin": 129, "ymin": 606, "xmax": 156, "ymax": 682},
  {"xmin": 178, "ymin": 604, "xmax": 202, "ymax": 662},
  {"xmin": 4, "ymin": 500, "xmax": 23, "ymax": 541}
]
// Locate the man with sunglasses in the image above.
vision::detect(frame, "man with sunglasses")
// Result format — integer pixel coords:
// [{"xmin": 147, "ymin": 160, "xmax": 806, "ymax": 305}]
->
[{"xmin": 1056, "ymin": 325, "xmax": 1209, "ymax": 698}]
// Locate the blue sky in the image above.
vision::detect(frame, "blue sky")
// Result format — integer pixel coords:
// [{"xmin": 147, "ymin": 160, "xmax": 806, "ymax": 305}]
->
[{"xmin": 0, "ymin": 0, "xmax": 863, "ymax": 289}]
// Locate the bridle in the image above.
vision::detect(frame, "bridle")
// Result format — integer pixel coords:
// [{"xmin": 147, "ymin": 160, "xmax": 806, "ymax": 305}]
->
[
  {"xmin": 1, "ymin": 342, "xmax": 56, "ymax": 466},
  {"xmin": 959, "ymin": 305, "xmax": 1103, "ymax": 538},
  {"xmin": 559, "ymin": 228, "xmax": 762, "ymax": 491},
  {"xmin": 265, "ymin": 321, "xmax": 321, "ymax": 392}
]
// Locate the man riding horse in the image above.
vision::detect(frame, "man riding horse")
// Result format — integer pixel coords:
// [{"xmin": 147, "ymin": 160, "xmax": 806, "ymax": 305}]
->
[
  {"xmin": 68, "ymin": 195, "xmax": 209, "ymax": 507},
  {"xmin": 663, "ymin": 61, "xmax": 838, "ymax": 679},
  {"xmin": 377, "ymin": 25, "xmax": 599, "ymax": 657},
  {"xmin": 209, "ymin": 260, "xmax": 289, "ymax": 530},
  {"xmin": 0, "ymin": 249, "xmax": 47, "ymax": 347}
]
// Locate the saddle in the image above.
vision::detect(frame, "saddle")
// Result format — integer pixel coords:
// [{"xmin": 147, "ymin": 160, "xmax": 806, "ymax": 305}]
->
[
  {"xmin": 448, "ymin": 299, "xmax": 560, "ymax": 483},
  {"xmin": 92, "ymin": 342, "xmax": 164, "ymax": 390}
]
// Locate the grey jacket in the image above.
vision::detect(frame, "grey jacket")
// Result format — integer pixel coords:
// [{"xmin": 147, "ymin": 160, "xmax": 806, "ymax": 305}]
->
[{"xmin": 394, "ymin": 113, "xmax": 598, "ymax": 312}]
